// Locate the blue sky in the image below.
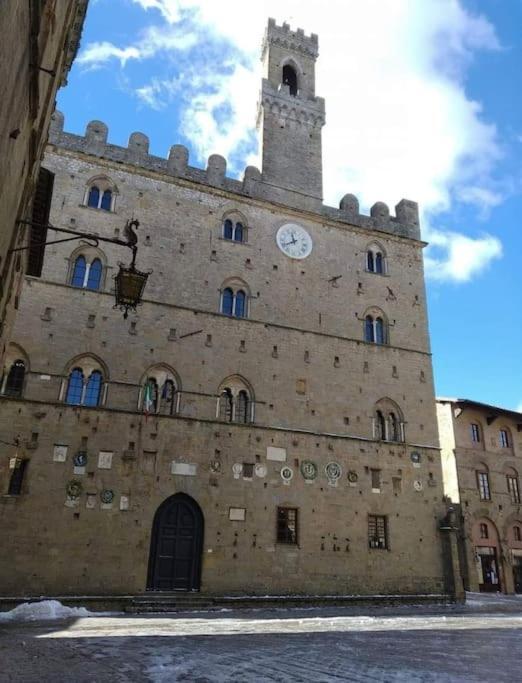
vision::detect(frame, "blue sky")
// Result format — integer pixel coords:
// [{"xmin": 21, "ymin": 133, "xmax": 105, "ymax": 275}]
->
[{"xmin": 58, "ymin": 0, "xmax": 522, "ymax": 411}]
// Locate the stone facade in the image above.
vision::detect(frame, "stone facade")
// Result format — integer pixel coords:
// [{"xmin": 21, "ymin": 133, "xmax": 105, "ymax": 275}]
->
[
  {"xmin": 0, "ymin": 19, "xmax": 457, "ymax": 599},
  {"xmin": 0, "ymin": 0, "xmax": 88, "ymax": 365},
  {"xmin": 437, "ymin": 399, "xmax": 522, "ymax": 594}
]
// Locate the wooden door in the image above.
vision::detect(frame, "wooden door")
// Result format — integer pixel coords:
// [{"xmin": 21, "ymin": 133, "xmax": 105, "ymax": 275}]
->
[{"xmin": 147, "ymin": 494, "xmax": 203, "ymax": 591}]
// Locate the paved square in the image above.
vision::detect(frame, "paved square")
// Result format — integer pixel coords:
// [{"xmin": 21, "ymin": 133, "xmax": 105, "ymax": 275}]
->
[{"xmin": 1, "ymin": 594, "xmax": 521, "ymax": 682}]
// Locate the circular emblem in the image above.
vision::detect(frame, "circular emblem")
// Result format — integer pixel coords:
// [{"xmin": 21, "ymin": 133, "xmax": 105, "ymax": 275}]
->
[
  {"xmin": 255, "ymin": 463, "xmax": 267, "ymax": 478},
  {"xmin": 100, "ymin": 489, "xmax": 114, "ymax": 504},
  {"xmin": 276, "ymin": 223, "xmax": 313, "ymax": 260},
  {"xmin": 210, "ymin": 459, "xmax": 222, "ymax": 473},
  {"xmin": 413, "ymin": 480, "xmax": 423, "ymax": 491},
  {"xmin": 325, "ymin": 462, "xmax": 342, "ymax": 481},
  {"xmin": 66, "ymin": 480, "xmax": 82, "ymax": 498},
  {"xmin": 347, "ymin": 470, "xmax": 358, "ymax": 483},
  {"xmin": 281, "ymin": 466, "xmax": 294, "ymax": 482},
  {"xmin": 300, "ymin": 460, "xmax": 317, "ymax": 480},
  {"xmin": 411, "ymin": 451, "xmax": 421, "ymax": 464},
  {"xmin": 73, "ymin": 451, "xmax": 88, "ymax": 467}
]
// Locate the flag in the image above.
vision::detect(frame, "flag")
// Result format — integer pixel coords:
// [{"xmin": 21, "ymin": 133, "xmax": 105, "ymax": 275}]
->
[{"xmin": 143, "ymin": 381, "xmax": 154, "ymax": 419}]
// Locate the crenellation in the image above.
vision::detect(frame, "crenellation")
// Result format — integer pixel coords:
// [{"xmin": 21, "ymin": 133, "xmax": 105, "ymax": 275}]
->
[{"xmin": 264, "ymin": 17, "xmax": 319, "ymax": 58}]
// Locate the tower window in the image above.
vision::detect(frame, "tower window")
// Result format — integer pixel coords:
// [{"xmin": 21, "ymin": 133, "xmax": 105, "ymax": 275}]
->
[{"xmin": 282, "ymin": 64, "xmax": 298, "ymax": 96}]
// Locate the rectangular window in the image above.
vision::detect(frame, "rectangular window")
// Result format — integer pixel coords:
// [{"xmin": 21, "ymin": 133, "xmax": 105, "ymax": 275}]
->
[
  {"xmin": 507, "ymin": 476, "xmax": 520, "ymax": 504},
  {"xmin": 477, "ymin": 471, "xmax": 491, "ymax": 501},
  {"xmin": 500, "ymin": 430, "xmax": 510, "ymax": 448},
  {"xmin": 470, "ymin": 423, "xmax": 481, "ymax": 443},
  {"xmin": 8, "ymin": 460, "xmax": 28, "ymax": 495},
  {"xmin": 370, "ymin": 468, "xmax": 381, "ymax": 491},
  {"xmin": 277, "ymin": 507, "xmax": 298, "ymax": 545},
  {"xmin": 368, "ymin": 514, "xmax": 388, "ymax": 549},
  {"xmin": 242, "ymin": 463, "xmax": 254, "ymax": 479}
]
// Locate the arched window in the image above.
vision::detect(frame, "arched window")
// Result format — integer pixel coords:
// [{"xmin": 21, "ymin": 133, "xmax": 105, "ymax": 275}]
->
[
  {"xmin": 217, "ymin": 377, "xmax": 254, "ymax": 424},
  {"xmin": 479, "ymin": 523, "xmax": 489, "ymax": 539},
  {"xmin": 236, "ymin": 390, "xmax": 249, "ymax": 423},
  {"xmin": 161, "ymin": 379, "xmax": 176, "ymax": 415},
  {"xmin": 223, "ymin": 219, "xmax": 233, "ymax": 240},
  {"xmin": 139, "ymin": 365, "xmax": 180, "ymax": 416},
  {"xmin": 219, "ymin": 388, "xmax": 233, "ymax": 422},
  {"xmin": 389, "ymin": 412, "xmax": 400, "ymax": 442},
  {"xmin": 365, "ymin": 316, "xmax": 374, "ymax": 343},
  {"xmin": 220, "ymin": 281, "xmax": 249, "ymax": 318},
  {"xmin": 514, "ymin": 525, "xmax": 522, "ymax": 542},
  {"xmin": 373, "ymin": 399, "xmax": 404, "ymax": 442},
  {"xmin": 222, "ymin": 288, "xmax": 234, "ymax": 316},
  {"xmin": 84, "ymin": 176, "xmax": 116, "ymax": 211},
  {"xmin": 470, "ymin": 422, "xmax": 482, "ymax": 444},
  {"xmin": 65, "ymin": 368, "xmax": 84, "ymax": 405},
  {"xmin": 71, "ymin": 256, "xmax": 87, "ymax": 288},
  {"xmin": 63, "ymin": 357, "xmax": 107, "ymax": 407},
  {"xmin": 100, "ymin": 190, "xmax": 112, "ymax": 211},
  {"xmin": 366, "ymin": 244, "xmax": 386, "ymax": 274},
  {"xmin": 4, "ymin": 359, "xmax": 25, "ymax": 397},
  {"xmin": 235, "ymin": 290, "xmax": 246, "ymax": 318},
  {"xmin": 375, "ymin": 410, "xmax": 386, "ymax": 441},
  {"xmin": 70, "ymin": 253, "xmax": 104, "ymax": 291},
  {"xmin": 364, "ymin": 311, "xmax": 387, "ymax": 345},
  {"xmin": 476, "ymin": 465, "xmax": 491, "ymax": 501},
  {"xmin": 84, "ymin": 370, "xmax": 103, "ymax": 407},
  {"xmin": 86, "ymin": 258, "xmax": 102, "ymax": 290},
  {"xmin": 282, "ymin": 64, "xmax": 298, "ymax": 96},
  {"xmin": 87, "ymin": 186, "xmax": 100, "ymax": 208},
  {"xmin": 234, "ymin": 223, "xmax": 244, "ymax": 243},
  {"xmin": 222, "ymin": 216, "xmax": 246, "ymax": 243}
]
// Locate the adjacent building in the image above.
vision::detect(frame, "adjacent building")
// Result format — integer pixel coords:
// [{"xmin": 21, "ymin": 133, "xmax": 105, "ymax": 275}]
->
[
  {"xmin": 0, "ymin": 1, "xmax": 88, "ymax": 363},
  {"xmin": 437, "ymin": 398, "xmax": 522, "ymax": 594},
  {"xmin": 0, "ymin": 20, "xmax": 460, "ymax": 600}
]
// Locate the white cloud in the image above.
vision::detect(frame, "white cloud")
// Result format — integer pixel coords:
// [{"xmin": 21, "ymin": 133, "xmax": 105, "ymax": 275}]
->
[
  {"xmin": 78, "ymin": 41, "xmax": 141, "ymax": 67},
  {"xmin": 81, "ymin": 0, "xmax": 507, "ymax": 282},
  {"xmin": 424, "ymin": 228, "xmax": 502, "ymax": 282}
]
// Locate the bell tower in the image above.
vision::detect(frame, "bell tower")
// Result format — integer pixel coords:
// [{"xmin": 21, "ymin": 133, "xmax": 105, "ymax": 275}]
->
[{"xmin": 258, "ymin": 19, "xmax": 325, "ymax": 201}]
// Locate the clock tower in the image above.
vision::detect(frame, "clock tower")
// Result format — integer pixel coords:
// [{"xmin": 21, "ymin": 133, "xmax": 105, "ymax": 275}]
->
[{"xmin": 258, "ymin": 19, "xmax": 325, "ymax": 203}]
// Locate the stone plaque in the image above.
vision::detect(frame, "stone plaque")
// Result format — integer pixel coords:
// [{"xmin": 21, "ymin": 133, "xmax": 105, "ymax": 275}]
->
[
  {"xmin": 171, "ymin": 462, "xmax": 197, "ymax": 476},
  {"xmin": 53, "ymin": 444, "xmax": 68, "ymax": 462},
  {"xmin": 86, "ymin": 493, "xmax": 96, "ymax": 509},
  {"xmin": 120, "ymin": 495, "xmax": 130, "ymax": 511},
  {"xmin": 281, "ymin": 466, "xmax": 293, "ymax": 484},
  {"xmin": 267, "ymin": 446, "xmax": 286, "ymax": 462},
  {"xmin": 255, "ymin": 463, "xmax": 267, "ymax": 478},
  {"xmin": 300, "ymin": 460, "xmax": 317, "ymax": 482},
  {"xmin": 229, "ymin": 507, "xmax": 246, "ymax": 521},
  {"xmin": 232, "ymin": 463, "xmax": 243, "ymax": 479},
  {"xmin": 98, "ymin": 451, "xmax": 113, "ymax": 469}
]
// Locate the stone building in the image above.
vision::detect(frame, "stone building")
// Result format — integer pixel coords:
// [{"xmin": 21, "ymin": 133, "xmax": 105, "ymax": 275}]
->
[
  {"xmin": 437, "ymin": 398, "xmax": 522, "ymax": 594},
  {"xmin": 0, "ymin": 1, "xmax": 88, "ymax": 364},
  {"xmin": 0, "ymin": 19, "xmax": 458, "ymax": 599}
]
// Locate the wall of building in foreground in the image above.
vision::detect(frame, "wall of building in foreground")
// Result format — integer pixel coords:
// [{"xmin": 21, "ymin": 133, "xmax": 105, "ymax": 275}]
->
[
  {"xmin": 0, "ymin": 400, "xmax": 447, "ymax": 596},
  {"xmin": 0, "ymin": 1, "xmax": 88, "ymax": 366}
]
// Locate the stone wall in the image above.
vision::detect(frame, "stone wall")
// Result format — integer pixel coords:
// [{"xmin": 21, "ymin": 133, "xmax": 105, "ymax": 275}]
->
[{"xmin": 0, "ymin": 0, "xmax": 88, "ymax": 365}]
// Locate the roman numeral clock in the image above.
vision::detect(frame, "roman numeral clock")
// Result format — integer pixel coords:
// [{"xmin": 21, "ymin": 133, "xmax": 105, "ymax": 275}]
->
[{"xmin": 276, "ymin": 223, "xmax": 313, "ymax": 260}]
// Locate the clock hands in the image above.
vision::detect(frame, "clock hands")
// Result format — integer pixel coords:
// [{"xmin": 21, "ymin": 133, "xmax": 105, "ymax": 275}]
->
[{"xmin": 282, "ymin": 233, "xmax": 297, "ymax": 247}]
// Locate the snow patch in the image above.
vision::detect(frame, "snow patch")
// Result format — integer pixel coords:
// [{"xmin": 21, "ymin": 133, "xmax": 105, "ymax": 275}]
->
[{"xmin": 0, "ymin": 600, "xmax": 94, "ymax": 623}]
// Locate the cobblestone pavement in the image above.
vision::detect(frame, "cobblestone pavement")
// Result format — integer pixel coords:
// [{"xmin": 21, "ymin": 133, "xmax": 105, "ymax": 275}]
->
[{"xmin": 1, "ymin": 595, "xmax": 522, "ymax": 682}]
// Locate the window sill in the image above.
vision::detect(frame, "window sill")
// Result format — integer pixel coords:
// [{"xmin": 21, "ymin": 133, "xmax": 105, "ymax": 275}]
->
[
  {"xmin": 78, "ymin": 204, "xmax": 115, "ymax": 215},
  {"xmin": 218, "ymin": 237, "xmax": 251, "ymax": 248}
]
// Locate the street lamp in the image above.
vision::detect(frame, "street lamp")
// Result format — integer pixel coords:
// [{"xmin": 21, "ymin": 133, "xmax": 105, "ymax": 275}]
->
[{"xmin": 13, "ymin": 218, "xmax": 150, "ymax": 319}]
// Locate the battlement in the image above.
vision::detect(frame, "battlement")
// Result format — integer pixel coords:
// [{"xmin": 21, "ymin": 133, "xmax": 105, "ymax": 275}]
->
[
  {"xmin": 262, "ymin": 17, "xmax": 319, "ymax": 59},
  {"xmin": 48, "ymin": 111, "xmax": 421, "ymax": 241}
]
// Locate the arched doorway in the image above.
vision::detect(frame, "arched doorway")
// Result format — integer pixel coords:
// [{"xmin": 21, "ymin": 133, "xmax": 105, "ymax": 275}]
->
[
  {"xmin": 471, "ymin": 518, "xmax": 501, "ymax": 593},
  {"xmin": 147, "ymin": 493, "xmax": 204, "ymax": 591}
]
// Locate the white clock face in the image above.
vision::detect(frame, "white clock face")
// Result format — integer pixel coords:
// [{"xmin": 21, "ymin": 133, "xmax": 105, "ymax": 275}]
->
[{"xmin": 276, "ymin": 223, "xmax": 313, "ymax": 260}]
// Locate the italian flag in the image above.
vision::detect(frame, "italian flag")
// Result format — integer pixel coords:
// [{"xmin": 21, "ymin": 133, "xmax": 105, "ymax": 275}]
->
[{"xmin": 143, "ymin": 382, "xmax": 154, "ymax": 418}]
